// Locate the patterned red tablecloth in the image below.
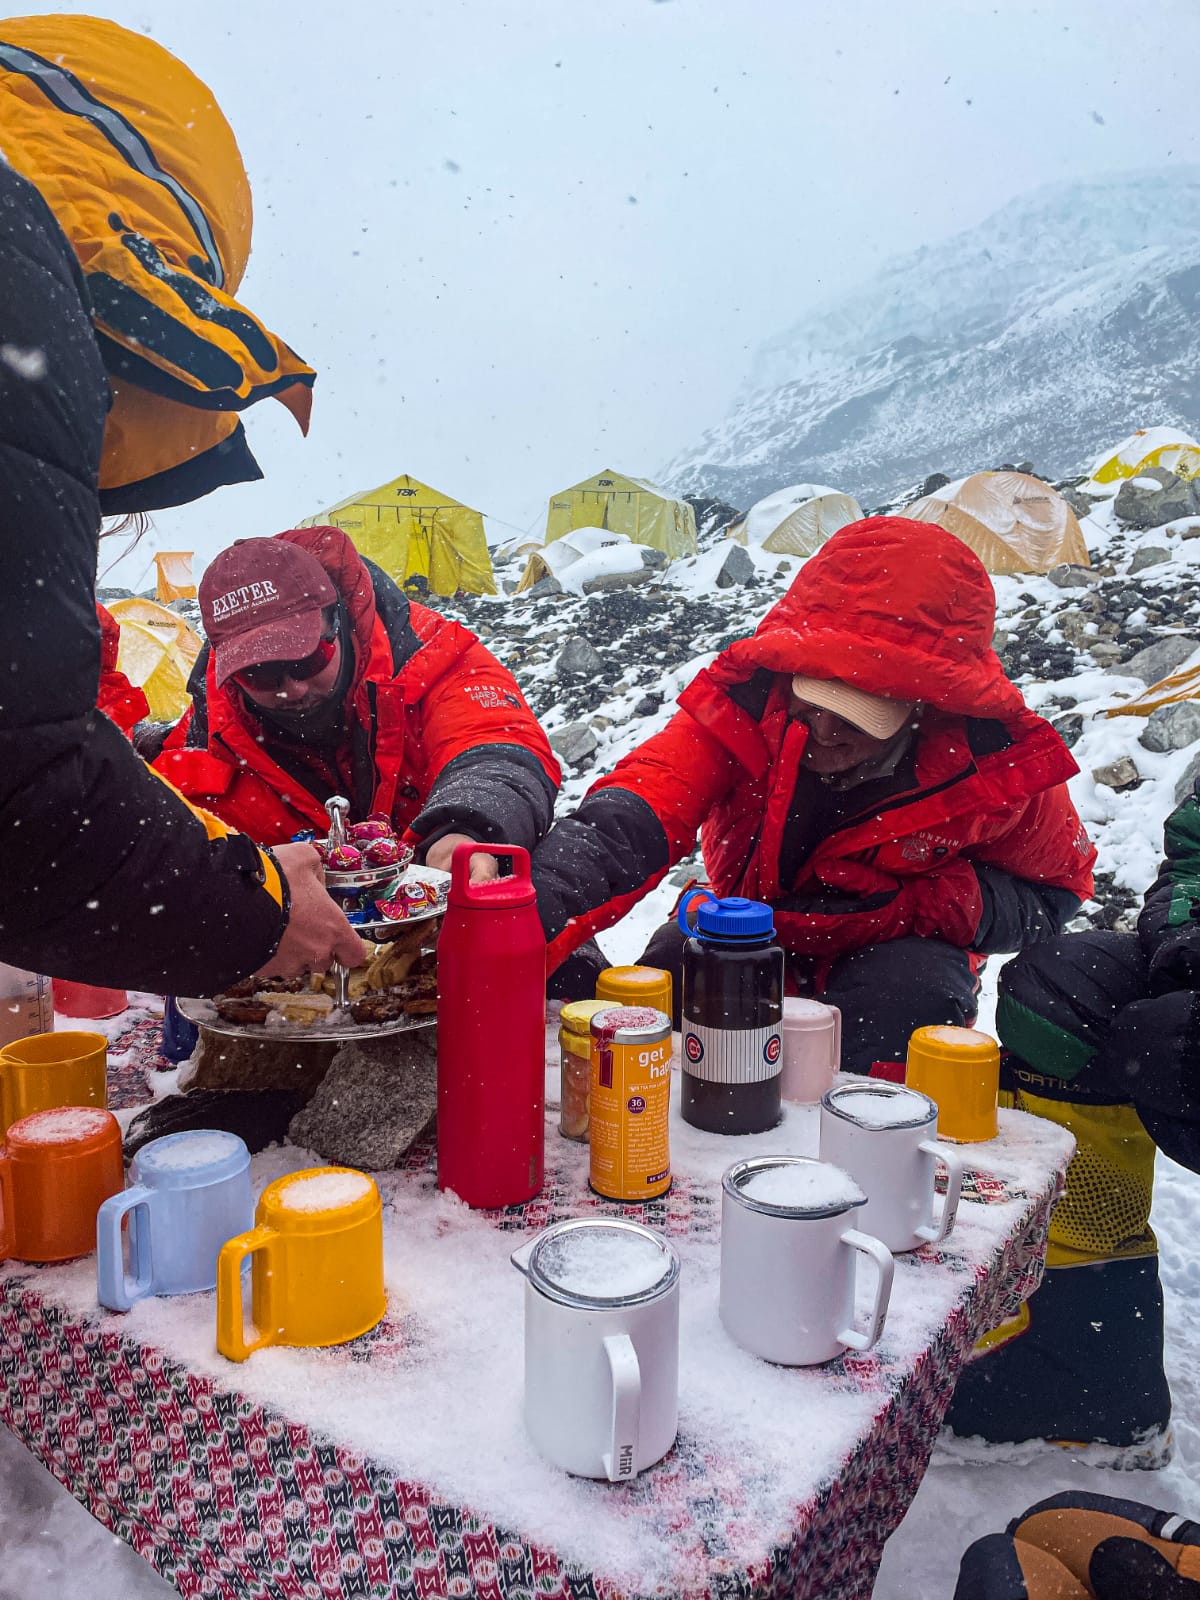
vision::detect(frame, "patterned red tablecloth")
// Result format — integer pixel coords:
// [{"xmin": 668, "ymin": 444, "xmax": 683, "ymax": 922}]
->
[{"xmin": 0, "ymin": 1008, "xmax": 1073, "ymax": 1600}]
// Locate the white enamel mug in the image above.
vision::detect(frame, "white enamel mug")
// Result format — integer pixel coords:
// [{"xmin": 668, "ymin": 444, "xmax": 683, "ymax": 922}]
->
[
  {"xmin": 781, "ymin": 998, "xmax": 842, "ymax": 1103},
  {"xmin": 511, "ymin": 1217, "xmax": 680, "ymax": 1481},
  {"xmin": 720, "ymin": 1156, "xmax": 894, "ymax": 1366},
  {"xmin": 819, "ymin": 1081, "xmax": 966, "ymax": 1254}
]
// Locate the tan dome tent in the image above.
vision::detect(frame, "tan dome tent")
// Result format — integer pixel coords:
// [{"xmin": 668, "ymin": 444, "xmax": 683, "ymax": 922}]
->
[
  {"xmin": 900, "ymin": 471, "xmax": 1090, "ymax": 575},
  {"xmin": 1087, "ymin": 428, "xmax": 1200, "ymax": 488},
  {"xmin": 300, "ymin": 473, "xmax": 496, "ymax": 596},
  {"xmin": 545, "ymin": 469, "xmax": 696, "ymax": 562},
  {"xmin": 107, "ymin": 597, "xmax": 203, "ymax": 721},
  {"xmin": 726, "ymin": 484, "xmax": 863, "ymax": 559}
]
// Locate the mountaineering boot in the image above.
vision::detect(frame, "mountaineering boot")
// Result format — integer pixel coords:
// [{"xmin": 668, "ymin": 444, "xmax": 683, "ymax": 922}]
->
[
  {"xmin": 955, "ymin": 1493, "xmax": 1200, "ymax": 1599},
  {"xmin": 946, "ymin": 1055, "xmax": 1171, "ymax": 1462}
]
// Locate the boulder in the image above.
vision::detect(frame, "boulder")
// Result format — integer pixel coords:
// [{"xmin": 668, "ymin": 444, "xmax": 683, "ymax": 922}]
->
[
  {"xmin": 1046, "ymin": 563, "xmax": 1095, "ymax": 589},
  {"xmin": 633, "ymin": 693, "xmax": 663, "ymax": 718},
  {"xmin": 1088, "ymin": 642, "xmax": 1123, "ymax": 666},
  {"xmin": 1119, "ymin": 635, "xmax": 1200, "ymax": 685},
  {"xmin": 1176, "ymin": 749, "xmax": 1200, "ymax": 806},
  {"xmin": 548, "ymin": 720, "xmax": 599, "ymax": 766},
  {"xmin": 555, "ymin": 635, "xmax": 605, "ymax": 677},
  {"xmin": 714, "ymin": 542, "xmax": 755, "ymax": 589},
  {"xmin": 1139, "ymin": 700, "xmax": 1200, "ymax": 754},
  {"xmin": 180, "ymin": 1031, "xmax": 338, "ymax": 1096},
  {"xmin": 1128, "ymin": 546, "xmax": 1172, "ymax": 575},
  {"xmin": 524, "ymin": 576, "xmax": 563, "ymax": 600},
  {"xmin": 288, "ymin": 1032, "xmax": 438, "ymax": 1169},
  {"xmin": 1091, "ymin": 756, "xmax": 1141, "ymax": 791},
  {"xmin": 580, "ymin": 548, "xmax": 668, "ymax": 595},
  {"xmin": 921, "ymin": 472, "xmax": 951, "ymax": 496},
  {"xmin": 1114, "ymin": 470, "xmax": 1200, "ymax": 530},
  {"xmin": 1051, "ymin": 712, "xmax": 1084, "ymax": 749}
]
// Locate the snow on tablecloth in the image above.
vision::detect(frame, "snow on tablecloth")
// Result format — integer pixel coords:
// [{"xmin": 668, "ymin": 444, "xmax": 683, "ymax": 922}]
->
[{"xmin": 1, "ymin": 1005, "xmax": 1073, "ymax": 1600}]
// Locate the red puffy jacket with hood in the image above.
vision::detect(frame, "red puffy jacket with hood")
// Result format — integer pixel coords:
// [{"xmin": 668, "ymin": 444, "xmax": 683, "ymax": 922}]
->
[
  {"xmin": 156, "ymin": 527, "xmax": 560, "ymax": 852},
  {"xmin": 533, "ymin": 517, "xmax": 1095, "ymax": 975}
]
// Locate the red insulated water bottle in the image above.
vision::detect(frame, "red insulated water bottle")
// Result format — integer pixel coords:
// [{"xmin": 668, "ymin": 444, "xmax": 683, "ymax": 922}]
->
[{"xmin": 436, "ymin": 842, "xmax": 546, "ymax": 1207}]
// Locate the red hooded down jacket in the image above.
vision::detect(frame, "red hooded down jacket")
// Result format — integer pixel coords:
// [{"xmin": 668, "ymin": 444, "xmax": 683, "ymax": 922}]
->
[
  {"xmin": 533, "ymin": 517, "xmax": 1095, "ymax": 973},
  {"xmin": 155, "ymin": 527, "xmax": 560, "ymax": 851},
  {"xmin": 96, "ymin": 603, "xmax": 149, "ymax": 735}
]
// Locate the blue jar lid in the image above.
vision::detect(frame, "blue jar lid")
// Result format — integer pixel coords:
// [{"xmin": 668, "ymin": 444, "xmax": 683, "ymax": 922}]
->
[{"xmin": 679, "ymin": 890, "xmax": 775, "ymax": 941}]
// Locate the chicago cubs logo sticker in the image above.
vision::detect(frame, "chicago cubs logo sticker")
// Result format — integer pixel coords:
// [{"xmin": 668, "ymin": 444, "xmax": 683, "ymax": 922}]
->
[
  {"xmin": 684, "ymin": 1032, "xmax": 704, "ymax": 1064},
  {"xmin": 763, "ymin": 1033, "xmax": 781, "ymax": 1066}
]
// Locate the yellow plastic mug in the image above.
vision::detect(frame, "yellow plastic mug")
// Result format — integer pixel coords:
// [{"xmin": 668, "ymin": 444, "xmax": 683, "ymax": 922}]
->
[
  {"xmin": 595, "ymin": 964, "xmax": 673, "ymax": 1019},
  {"xmin": 905, "ymin": 1025, "xmax": 1000, "ymax": 1143},
  {"xmin": 0, "ymin": 1031, "xmax": 107, "ymax": 1137},
  {"xmin": 216, "ymin": 1166, "xmax": 386, "ymax": 1361}
]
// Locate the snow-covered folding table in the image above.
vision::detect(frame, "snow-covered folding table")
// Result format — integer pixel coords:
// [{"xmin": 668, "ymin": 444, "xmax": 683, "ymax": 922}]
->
[{"xmin": 0, "ymin": 1007, "xmax": 1073, "ymax": 1600}]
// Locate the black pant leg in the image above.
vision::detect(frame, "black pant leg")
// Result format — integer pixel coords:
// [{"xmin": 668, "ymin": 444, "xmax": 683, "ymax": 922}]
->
[{"xmin": 821, "ymin": 937, "xmax": 979, "ymax": 1075}]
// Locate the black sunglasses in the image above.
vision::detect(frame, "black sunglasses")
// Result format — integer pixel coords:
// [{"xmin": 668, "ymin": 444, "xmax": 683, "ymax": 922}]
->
[{"xmin": 233, "ymin": 617, "xmax": 340, "ymax": 691}]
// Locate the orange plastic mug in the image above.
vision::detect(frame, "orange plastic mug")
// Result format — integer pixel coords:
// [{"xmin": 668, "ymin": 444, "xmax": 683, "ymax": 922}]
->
[
  {"xmin": 0, "ymin": 1106, "xmax": 124, "ymax": 1262},
  {"xmin": 216, "ymin": 1167, "xmax": 386, "ymax": 1361},
  {"xmin": 905, "ymin": 1025, "xmax": 1001, "ymax": 1143},
  {"xmin": 0, "ymin": 1030, "xmax": 107, "ymax": 1137}
]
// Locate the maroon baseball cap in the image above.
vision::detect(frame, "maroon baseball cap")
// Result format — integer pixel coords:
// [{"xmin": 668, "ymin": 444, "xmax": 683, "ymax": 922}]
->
[{"xmin": 199, "ymin": 538, "xmax": 338, "ymax": 688}]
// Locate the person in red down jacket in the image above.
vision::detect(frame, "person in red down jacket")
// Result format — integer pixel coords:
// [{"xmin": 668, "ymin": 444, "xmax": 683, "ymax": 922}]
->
[
  {"xmin": 156, "ymin": 527, "xmax": 560, "ymax": 876},
  {"xmin": 95, "ymin": 602, "xmax": 149, "ymax": 737},
  {"xmin": 532, "ymin": 516, "xmax": 1097, "ymax": 1070}
]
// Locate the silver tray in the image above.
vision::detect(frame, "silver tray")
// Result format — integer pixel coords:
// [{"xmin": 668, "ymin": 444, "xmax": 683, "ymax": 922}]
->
[
  {"xmin": 324, "ymin": 860, "xmax": 411, "ymax": 892},
  {"xmin": 176, "ymin": 995, "xmax": 436, "ymax": 1043}
]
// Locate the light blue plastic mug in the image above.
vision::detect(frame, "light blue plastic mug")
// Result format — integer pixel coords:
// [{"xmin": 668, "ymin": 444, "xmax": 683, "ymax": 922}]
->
[{"xmin": 96, "ymin": 1129, "xmax": 253, "ymax": 1310}]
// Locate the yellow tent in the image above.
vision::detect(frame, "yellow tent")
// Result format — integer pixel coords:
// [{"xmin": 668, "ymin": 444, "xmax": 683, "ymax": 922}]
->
[
  {"xmin": 726, "ymin": 484, "xmax": 863, "ymax": 558},
  {"xmin": 1088, "ymin": 428, "xmax": 1200, "ymax": 487},
  {"xmin": 545, "ymin": 469, "xmax": 697, "ymax": 561},
  {"xmin": 108, "ymin": 597, "xmax": 203, "ymax": 721},
  {"xmin": 900, "ymin": 471, "xmax": 1090, "ymax": 575},
  {"xmin": 1105, "ymin": 659, "xmax": 1200, "ymax": 720},
  {"xmin": 300, "ymin": 474, "xmax": 496, "ymax": 596},
  {"xmin": 154, "ymin": 551, "xmax": 196, "ymax": 602}
]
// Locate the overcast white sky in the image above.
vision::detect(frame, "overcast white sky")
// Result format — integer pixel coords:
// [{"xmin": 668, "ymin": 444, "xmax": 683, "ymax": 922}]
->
[{"xmin": 34, "ymin": 0, "xmax": 1199, "ymax": 586}]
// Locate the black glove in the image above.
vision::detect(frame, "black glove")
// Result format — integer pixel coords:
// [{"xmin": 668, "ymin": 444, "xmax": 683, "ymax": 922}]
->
[
  {"xmin": 1095, "ymin": 991, "xmax": 1200, "ymax": 1172},
  {"xmin": 1091, "ymin": 1537, "xmax": 1200, "ymax": 1599},
  {"xmin": 1147, "ymin": 922, "xmax": 1200, "ymax": 996}
]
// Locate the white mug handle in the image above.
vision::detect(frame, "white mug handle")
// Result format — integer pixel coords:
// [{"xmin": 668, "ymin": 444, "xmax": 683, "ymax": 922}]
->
[
  {"xmin": 916, "ymin": 1140, "xmax": 966, "ymax": 1244},
  {"xmin": 836, "ymin": 1229, "xmax": 894, "ymax": 1353},
  {"xmin": 601, "ymin": 1332, "xmax": 642, "ymax": 1482}
]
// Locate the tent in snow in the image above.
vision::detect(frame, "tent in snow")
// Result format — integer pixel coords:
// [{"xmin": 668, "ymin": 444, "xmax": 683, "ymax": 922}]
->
[
  {"xmin": 545, "ymin": 469, "xmax": 696, "ymax": 562},
  {"xmin": 1087, "ymin": 428, "xmax": 1200, "ymax": 488},
  {"xmin": 900, "ymin": 471, "xmax": 1090, "ymax": 575},
  {"xmin": 299, "ymin": 474, "xmax": 496, "ymax": 596},
  {"xmin": 725, "ymin": 484, "xmax": 863, "ymax": 558},
  {"xmin": 154, "ymin": 551, "xmax": 195, "ymax": 602},
  {"xmin": 517, "ymin": 527, "xmax": 643, "ymax": 593},
  {"xmin": 107, "ymin": 597, "xmax": 203, "ymax": 721},
  {"xmin": 1104, "ymin": 650, "xmax": 1200, "ymax": 722}
]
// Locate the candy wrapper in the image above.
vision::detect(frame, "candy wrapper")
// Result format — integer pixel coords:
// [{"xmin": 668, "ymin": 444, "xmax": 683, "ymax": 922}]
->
[
  {"xmin": 347, "ymin": 820, "xmax": 394, "ymax": 845},
  {"xmin": 363, "ymin": 837, "xmax": 404, "ymax": 868},
  {"xmin": 374, "ymin": 880, "xmax": 440, "ymax": 921},
  {"xmin": 324, "ymin": 843, "xmax": 364, "ymax": 872}
]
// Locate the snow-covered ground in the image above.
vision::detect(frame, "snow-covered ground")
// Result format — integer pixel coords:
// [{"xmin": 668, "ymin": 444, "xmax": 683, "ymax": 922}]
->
[{"xmin": 6, "ymin": 482, "xmax": 1200, "ymax": 1595}]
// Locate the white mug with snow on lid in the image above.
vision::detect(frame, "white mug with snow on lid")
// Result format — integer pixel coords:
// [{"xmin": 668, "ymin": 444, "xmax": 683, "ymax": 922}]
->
[
  {"xmin": 720, "ymin": 1156, "xmax": 894, "ymax": 1366},
  {"xmin": 511, "ymin": 1217, "xmax": 680, "ymax": 1481},
  {"xmin": 819, "ymin": 1081, "xmax": 966, "ymax": 1254}
]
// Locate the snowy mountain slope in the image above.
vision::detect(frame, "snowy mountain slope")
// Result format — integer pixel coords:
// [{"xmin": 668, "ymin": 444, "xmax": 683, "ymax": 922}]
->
[{"xmin": 666, "ymin": 169, "xmax": 1200, "ymax": 508}]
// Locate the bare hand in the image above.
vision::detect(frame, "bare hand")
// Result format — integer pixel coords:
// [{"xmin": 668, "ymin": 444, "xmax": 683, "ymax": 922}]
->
[
  {"xmin": 254, "ymin": 841, "xmax": 366, "ymax": 979},
  {"xmin": 424, "ymin": 833, "xmax": 500, "ymax": 884}
]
